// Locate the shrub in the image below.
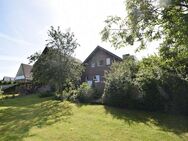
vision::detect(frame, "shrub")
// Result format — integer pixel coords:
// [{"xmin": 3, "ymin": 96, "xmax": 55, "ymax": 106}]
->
[
  {"xmin": 55, "ymin": 89, "xmax": 73, "ymax": 101},
  {"xmin": 136, "ymin": 56, "xmax": 188, "ymax": 114},
  {"xmin": 54, "ymin": 82, "xmax": 94, "ymax": 103},
  {"xmin": 135, "ymin": 56, "xmax": 169, "ymax": 111},
  {"xmin": 161, "ymin": 74, "xmax": 188, "ymax": 115},
  {"xmin": 102, "ymin": 58, "xmax": 140, "ymax": 108},
  {"xmin": 76, "ymin": 82, "xmax": 94, "ymax": 103},
  {"xmin": 39, "ymin": 91, "xmax": 54, "ymax": 98},
  {"xmin": 92, "ymin": 88, "xmax": 102, "ymax": 99}
]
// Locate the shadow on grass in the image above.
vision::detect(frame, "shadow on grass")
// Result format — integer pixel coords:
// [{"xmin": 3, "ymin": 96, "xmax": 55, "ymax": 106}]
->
[
  {"xmin": 104, "ymin": 106, "xmax": 188, "ymax": 135},
  {"xmin": 0, "ymin": 95, "xmax": 73, "ymax": 141}
]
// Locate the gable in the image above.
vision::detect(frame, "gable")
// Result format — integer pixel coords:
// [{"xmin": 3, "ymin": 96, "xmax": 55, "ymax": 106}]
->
[
  {"xmin": 22, "ymin": 64, "xmax": 33, "ymax": 79},
  {"xmin": 15, "ymin": 64, "xmax": 25, "ymax": 79},
  {"xmin": 15, "ymin": 64, "xmax": 32, "ymax": 81},
  {"xmin": 83, "ymin": 46, "xmax": 122, "ymax": 64}
]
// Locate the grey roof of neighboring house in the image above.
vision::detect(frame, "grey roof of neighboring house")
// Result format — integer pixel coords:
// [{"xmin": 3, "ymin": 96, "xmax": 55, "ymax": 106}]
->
[
  {"xmin": 41, "ymin": 47, "xmax": 82, "ymax": 63},
  {"xmin": 83, "ymin": 45, "xmax": 122, "ymax": 63}
]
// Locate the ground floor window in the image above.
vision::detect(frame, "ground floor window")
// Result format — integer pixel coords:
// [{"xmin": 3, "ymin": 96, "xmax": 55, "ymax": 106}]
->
[{"xmin": 93, "ymin": 75, "xmax": 100, "ymax": 83}]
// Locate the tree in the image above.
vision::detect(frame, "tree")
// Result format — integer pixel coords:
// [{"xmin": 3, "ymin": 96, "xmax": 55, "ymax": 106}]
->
[
  {"xmin": 101, "ymin": 0, "xmax": 188, "ymax": 80},
  {"xmin": 101, "ymin": 1, "xmax": 188, "ymax": 114},
  {"xmin": 101, "ymin": 0, "xmax": 188, "ymax": 53},
  {"xmin": 28, "ymin": 26, "xmax": 83, "ymax": 93}
]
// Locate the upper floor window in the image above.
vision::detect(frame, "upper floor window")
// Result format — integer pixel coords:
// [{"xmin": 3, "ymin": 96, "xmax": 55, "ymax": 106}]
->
[
  {"xmin": 98, "ymin": 60, "xmax": 104, "ymax": 66},
  {"xmin": 106, "ymin": 58, "xmax": 111, "ymax": 65},
  {"xmin": 91, "ymin": 62, "xmax": 95, "ymax": 67}
]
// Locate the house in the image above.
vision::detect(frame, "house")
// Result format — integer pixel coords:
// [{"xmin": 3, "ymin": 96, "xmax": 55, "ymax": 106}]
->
[
  {"xmin": 2, "ymin": 76, "xmax": 14, "ymax": 82},
  {"xmin": 81, "ymin": 46, "xmax": 122, "ymax": 91},
  {"xmin": 15, "ymin": 63, "xmax": 33, "ymax": 82},
  {"xmin": 12, "ymin": 46, "xmax": 122, "ymax": 94}
]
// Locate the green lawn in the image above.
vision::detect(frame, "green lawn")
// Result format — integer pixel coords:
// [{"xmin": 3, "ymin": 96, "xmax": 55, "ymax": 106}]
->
[{"xmin": 0, "ymin": 95, "xmax": 188, "ymax": 141}]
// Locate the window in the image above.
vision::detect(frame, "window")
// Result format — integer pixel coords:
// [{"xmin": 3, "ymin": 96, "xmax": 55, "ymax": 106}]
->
[
  {"xmin": 106, "ymin": 58, "xmax": 111, "ymax": 65},
  {"xmin": 91, "ymin": 62, "xmax": 95, "ymax": 67},
  {"xmin": 85, "ymin": 76, "xmax": 88, "ymax": 81},
  {"xmin": 97, "ymin": 60, "xmax": 104, "ymax": 66},
  {"xmin": 93, "ymin": 75, "xmax": 100, "ymax": 83},
  {"xmin": 84, "ymin": 63, "xmax": 89, "ymax": 66}
]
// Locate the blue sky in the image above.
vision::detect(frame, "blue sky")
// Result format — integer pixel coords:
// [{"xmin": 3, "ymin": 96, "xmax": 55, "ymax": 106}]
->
[{"xmin": 0, "ymin": 0, "xmax": 157, "ymax": 79}]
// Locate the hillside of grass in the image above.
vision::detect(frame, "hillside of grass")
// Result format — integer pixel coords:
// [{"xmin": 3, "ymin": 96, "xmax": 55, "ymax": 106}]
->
[{"xmin": 0, "ymin": 95, "xmax": 188, "ymax": 141}]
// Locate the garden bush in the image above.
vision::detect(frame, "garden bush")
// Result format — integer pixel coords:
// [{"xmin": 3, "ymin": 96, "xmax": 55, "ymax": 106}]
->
[
  {"xmin": 160, "ymin": 74, "xmax": 188, "ymax": 115},
  {"xmin": 39, "ymin": 91, "xmax": 54, "ymax": 98},
  {"xmin": 54, "ymin": 82, "xmax": 95, "ymax": 103},
  {"xmin": 135, "ymin": 56, "xmax": 188, "ymax": 114},
  {"xmin": 102, "ymin": 58, "xmax": 140, "ymax": 108},
  {"xmin": 102, "ymin": 55, "xmax": 188, "ymax": 115},
  {"xmin": 76, "ymin": 82, "xmax": 94, "ymax": 103}
]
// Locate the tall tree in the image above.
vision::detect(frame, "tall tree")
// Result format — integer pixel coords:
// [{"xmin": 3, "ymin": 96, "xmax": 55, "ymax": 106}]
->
[
  {"xmin": 101, "ymin": 0, "xmax": 188, "ymax": 54},
  {"xmin": 101, "ymin": 0, "xmax": 188, "ymax": 80},
  {"xmin": 28, "ymin": 26, "xmax": 83, "ymax": 93}
]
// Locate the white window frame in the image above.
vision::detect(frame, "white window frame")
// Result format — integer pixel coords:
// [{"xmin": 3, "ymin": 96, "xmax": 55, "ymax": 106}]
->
[
  {"xmin": 91, "ymin": 62, "xmax": 95, "ymax": 67},
  {"xmin": 93, "ymin": 75, "xmax": 100, "ymax": 83},
  {"xmin": 98, "ymin": 60, "xmax": 104, "ymax": 66},
  {"xmin": 106, "ymin": 58, "xmax": 111, "ymax": 65}
]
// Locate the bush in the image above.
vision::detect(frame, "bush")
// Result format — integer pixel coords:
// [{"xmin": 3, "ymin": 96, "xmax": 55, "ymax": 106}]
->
[
  {"xmin": 161, "ymin": 74, "xmax": 188, "ymax": 115},
  {"xmin": 102, "ymin": 58, "xmax": 140, "ymax": 108},
  {"xmin": 135, "ymin": 56, "xmax": 170, "ymax": 112},
  {"xmin": 54, "ymin": 82, "xmax": 94, "ymax": 103},
  {"xmin": 39, "ymin": 91, "xmax": 54, "ymax": 98},
  {"xmin": 136, "ymin": 56, "xmax": 188, "ymax": 114},
  {"xmin": 76, "ymin": 82, "xmax": 94, "ymax": 103},
  {"xmin": 92, "ymin": 88, "xmax": 102, "ymax": 99},
  {"xmin": 102, "ymin": 54, "xmax": 188, "ymax": 115}
]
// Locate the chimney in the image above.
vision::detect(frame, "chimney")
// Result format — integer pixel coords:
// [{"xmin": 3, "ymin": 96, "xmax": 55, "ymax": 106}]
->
[
  {"xmin": 122, "ymin": 54, "xmax": 135, "ymax": 60},
  {"xmin": 122, "ymin": 54, "xmax": 130, "ymax": 59}
]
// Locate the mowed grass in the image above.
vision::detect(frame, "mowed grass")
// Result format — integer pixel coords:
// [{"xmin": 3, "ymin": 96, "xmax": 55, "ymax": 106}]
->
[{"xmin": 0, "ymin": 95, "xmax": 188, "ymax": 141}]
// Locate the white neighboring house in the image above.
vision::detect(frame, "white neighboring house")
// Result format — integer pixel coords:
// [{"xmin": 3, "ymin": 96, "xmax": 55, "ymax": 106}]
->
[
  {"xmin": 15, "ymin": 63, "xmax": 33, "ymax": 82},
  {"xmin": 2, "ymin": 76, "xmax": 14, "ymax": 82}
]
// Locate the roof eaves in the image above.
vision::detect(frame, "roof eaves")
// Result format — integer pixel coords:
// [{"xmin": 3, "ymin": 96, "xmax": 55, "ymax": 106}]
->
[{"xmin": 83, "ymin": 45, "xmax": 122, "ymax": 64}]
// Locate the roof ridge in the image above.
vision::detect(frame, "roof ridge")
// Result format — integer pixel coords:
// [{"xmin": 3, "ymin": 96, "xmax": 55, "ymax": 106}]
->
[
  {"xmin": 21, "ymin": 63, "xmax": 33, "ymax": 66},
  {"xmin": 83, "ymin": 45, "xmax": 122, "ymax": 63}
]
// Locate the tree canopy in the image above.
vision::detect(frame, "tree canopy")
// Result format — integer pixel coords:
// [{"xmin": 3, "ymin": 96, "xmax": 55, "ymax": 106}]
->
[
  {"xmin": 28, "ymin": 26, "xmax": 83, "ymax": 93},
  {"xmin": 101, "ymin": 0, "xmax": 188, "ymax": 55}
]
